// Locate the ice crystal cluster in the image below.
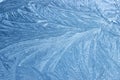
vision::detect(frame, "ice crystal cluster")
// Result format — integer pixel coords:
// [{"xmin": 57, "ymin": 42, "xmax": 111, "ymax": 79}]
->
[{"xmin": 0, "ymin": 0, "xmax": 120, "ymax": 80}]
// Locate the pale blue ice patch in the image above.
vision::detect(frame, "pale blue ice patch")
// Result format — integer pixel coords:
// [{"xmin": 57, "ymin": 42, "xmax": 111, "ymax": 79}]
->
[{"xmin": 0, "ymin": 0, "xmax": 120, "ymax": 80}]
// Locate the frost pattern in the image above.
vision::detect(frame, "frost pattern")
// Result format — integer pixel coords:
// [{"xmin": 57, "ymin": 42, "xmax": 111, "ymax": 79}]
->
[{"xmin": 0, "ymin": 0, "xmax": 120, "ymax": 80}]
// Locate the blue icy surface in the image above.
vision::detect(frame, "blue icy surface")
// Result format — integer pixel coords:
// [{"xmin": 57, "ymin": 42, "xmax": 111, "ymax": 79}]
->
[{"xmin": 0, "ymin": 0, "xmax": 120, "ymax": 80}]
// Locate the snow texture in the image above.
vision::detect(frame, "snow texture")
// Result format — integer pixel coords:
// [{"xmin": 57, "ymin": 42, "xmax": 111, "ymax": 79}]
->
[{"xmin": 0, "ymin": 0, "xmax": 120, "ymax": 80}]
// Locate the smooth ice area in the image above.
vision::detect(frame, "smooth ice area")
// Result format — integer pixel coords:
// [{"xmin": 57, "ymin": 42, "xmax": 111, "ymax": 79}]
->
[{"xmin": 0, "ymin": 0, "xmax": 120, "ymax": 80}]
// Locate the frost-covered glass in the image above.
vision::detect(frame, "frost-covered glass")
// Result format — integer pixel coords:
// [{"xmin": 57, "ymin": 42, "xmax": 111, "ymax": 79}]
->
[{"xmin": 0, "ymin": 0, "xmax": 120, "ymax": 80}]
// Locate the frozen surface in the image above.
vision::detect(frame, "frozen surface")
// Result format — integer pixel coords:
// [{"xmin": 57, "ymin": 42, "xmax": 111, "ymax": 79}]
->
[{"xmin": 0, "ymin": 0, "xmax": 120, "ymax": 80}]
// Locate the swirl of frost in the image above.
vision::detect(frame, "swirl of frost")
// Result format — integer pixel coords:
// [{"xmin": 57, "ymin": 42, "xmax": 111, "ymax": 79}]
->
[{"xmin": 0, "ymin": 0, "xmax": 120, "ymax": 80}]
